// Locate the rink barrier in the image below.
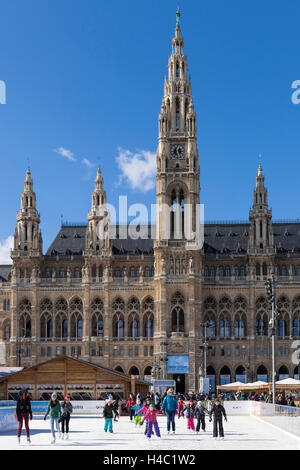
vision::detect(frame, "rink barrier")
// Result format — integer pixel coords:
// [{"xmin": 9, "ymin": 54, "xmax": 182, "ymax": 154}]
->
[
  {"xmin": 0, "ymin": 407, "xmax": 18, "ymax": 432},
  {"xmin": 223, "ymin": 401, "xmax": 251, "ymax": 415},
  {"xmin": 250, "ymin": 402, "xmax": 300, "ymax": 438}
]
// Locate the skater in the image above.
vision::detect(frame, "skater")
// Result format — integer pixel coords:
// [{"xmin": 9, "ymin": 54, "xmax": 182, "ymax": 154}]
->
[
  {"xmin": 133, "ymin": 398, "xmax": 143, "ymax": 426},
  {"xmin": 137, "ymin": 397, "xmax": 153, "ymax": 435},
  {"xmin": 182, "ymin": 400, "xmax": 195, "ymax": 431},
  {"xmin": 161, "ymin": 388, "xmax": 177, "ymax": 434},
  {"xmin": 16, "ymin": 387, "xmax": 32, "ymax": 445},
  {"xmin": 103, "ymin": 399, "xmax": 114, "ymax": 433},
  {"xmin": 142, "ymin": 404, "xmax": 161, "ymax": 440},
  {"xmin": 60, "ymin": 394, "xmax": 73, "ymax": 440},
  {"xmin": 112, "ymin": 398, "xmax": 120, "ymax": 421},
  {"xmin": 209, "ymin": 399, "xmax": 227, "ymax": 439},
  {"xmin": 154, "ymin": 392, "xmax": 161, "ymax": 410},
  {"xmin": 177, "ymin": 398, "xmax": 185, "ymax": 419},
  {"xmin": 195, "ymin": 401, "xmax": 208, "ymax": 433},
  {"xmin": 44, "ymin": 392, "xmax": 62, "ymax": 444},
  {"xmin": 126, "ymin": 393, "xmax": 136, "ymax": 422}
]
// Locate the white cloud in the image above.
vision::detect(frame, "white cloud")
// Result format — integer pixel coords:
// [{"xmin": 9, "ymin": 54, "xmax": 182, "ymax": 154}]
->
[
  {"xmin": 0, "ymin": 236, "xmax": 13, "ymax": 264},
  {"xmin": 82, "ymin": 158, "xmax": 95, "ymax": 169},
  {"xmin": 54, "ymin": 147, "xmax": 76, "ymax": 162},
  {"xmin": 116, "ymin": 147, "xmax": 156, "ymax": 192}
]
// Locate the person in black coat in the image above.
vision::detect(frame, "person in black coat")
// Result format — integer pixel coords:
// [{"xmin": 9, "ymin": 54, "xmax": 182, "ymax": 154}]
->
[
  {"xmin": 103, "ymin": 400, "xmax": 114, "ymax": 433},
  {"xmin": 16, "ymin": 388, "xmax": 32, "ymax": 444},
  {"xmin": 209, "ymin": 399, "xmax": 227, "ymax": 439},
  {"xmin": 194, "ymin": 402, "xmax": 209, "ymax": 433}
]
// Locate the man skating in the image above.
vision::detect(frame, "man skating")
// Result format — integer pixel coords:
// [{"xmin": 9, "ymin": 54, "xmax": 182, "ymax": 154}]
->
[{"xmin": 209, "ymin": 399, "xmax": 227, "ymax": 439}]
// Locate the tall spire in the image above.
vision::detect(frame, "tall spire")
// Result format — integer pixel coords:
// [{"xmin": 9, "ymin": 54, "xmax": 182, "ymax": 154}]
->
[
  {"xmin": 158, "ymin": 8, "xmax": 196, "ymax": 139},
  {"xmin": 176, "ymin": 6, "xmax": 180, "ymax": 26},
  {"xmin": 12, "ymin": 168, "xmax": 42, "ymax": 256},
  {"xmin": 249, "ymin": 164, "xmax": 273, "ymax": 252},
  {"xmin": 85, "ymin": 166, "xmax": 110, "ymax": 253}
]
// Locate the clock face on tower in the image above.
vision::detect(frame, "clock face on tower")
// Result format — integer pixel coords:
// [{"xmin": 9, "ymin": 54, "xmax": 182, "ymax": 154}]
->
[{"xmin": 170, "ymin": 144, "xmax": 185, "ymax": 159}]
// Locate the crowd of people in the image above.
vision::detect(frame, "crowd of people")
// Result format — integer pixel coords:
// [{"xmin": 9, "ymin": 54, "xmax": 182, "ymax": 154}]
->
[{"xmin": 15, "ymin": 386, "xmax": 298, "ymax": 445}]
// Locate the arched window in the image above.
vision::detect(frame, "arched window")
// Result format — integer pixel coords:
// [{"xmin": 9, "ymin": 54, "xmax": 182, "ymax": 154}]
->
[
  {"xmin": 54, "ymin": 298, "xmax": 68, "ymax": 339},
  {"xmin": 91, "ymin": 298, "xmax": 104, "ymax": 337},
  {"xmin": 128, "ymin": 297, "xmax": 140, "ymax": 338},
  {"xmin": 143, "ymin": 297, "xmax": 154, "ymax": 338},
  {"xmin": 112, "ymin": 297, "xmax": 125, "ymax": 338},
  {"xmin": 40, "ymin": 299, "xmax": 53, "ymax": 339},
  {"xmin": 276, "ymin": 297, "xmax": 290, "ymax": 337},
  {"xmin": 19, "ymin": 299, "xmax": 32, "ymax": 338},
  {"xmin": 171, "ymin": 292, "xmax": 185, "ymax": 333},
  {"xmin": 256, "ymin": 297, "xmax": 268, "ymax": 337},
  {"xmin": 129, "ymin": 366, "xmax": 139, "ymax": 377},
  {"xmin": 4, "ymin": 323, "xmax": 10, "ymax": 340},
  {"xmin": 70, "ymin": 297, "xmax": 83, "ymax": 339}
]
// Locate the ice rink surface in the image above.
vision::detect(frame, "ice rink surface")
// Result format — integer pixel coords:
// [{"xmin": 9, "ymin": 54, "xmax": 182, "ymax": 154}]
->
[{"xmin": 0, "ymin": 414, "xmax": 299, "ymax": 450}]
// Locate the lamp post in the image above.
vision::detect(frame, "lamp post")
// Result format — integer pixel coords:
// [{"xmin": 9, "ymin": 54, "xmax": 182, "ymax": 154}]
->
[
  {"xmin": 265, "ymin": 275, "xmax": 280, "ymax": 405},
  {"xmin": 199, "ymin": 321, "xmax": 213, "ymax": 392}
]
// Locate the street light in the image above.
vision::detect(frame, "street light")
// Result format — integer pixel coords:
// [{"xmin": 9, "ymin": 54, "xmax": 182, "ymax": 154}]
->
[
  {"xmin": 199, "ymin": 321, "xmax": 213, "ymax": 393},
  {"xmin": 265, "ymin": 276, "xmax": 280, "ymax": 404}
]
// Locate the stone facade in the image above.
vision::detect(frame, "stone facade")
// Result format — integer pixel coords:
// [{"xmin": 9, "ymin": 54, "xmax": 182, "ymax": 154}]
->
[{"xmin": 0, "ymin": 13, "xmax": 300, "ymax": 393}]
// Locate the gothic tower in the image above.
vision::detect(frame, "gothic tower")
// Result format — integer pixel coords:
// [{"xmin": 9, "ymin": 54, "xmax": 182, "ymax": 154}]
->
[
  {"xmin": 155, "ymin": 8, "xmax": 200, "ymax": 248},
  {"xmin": 249, "ymin": 163, "xmax": 274, "ymax": 253},
  {"xmin": 154, "ymin": 10, "xmax": 202, "ymax": 392},
  {"xmin": 85, "ymin": 167, "xmax": 111, "ymax": 253},
  {"xmin": 12, "ymin": 168, "xmax": 42, "ymax": 258}
]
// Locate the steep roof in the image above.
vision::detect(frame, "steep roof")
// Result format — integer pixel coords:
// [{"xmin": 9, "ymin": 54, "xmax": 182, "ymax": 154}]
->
[
  {"xmin": 0, "ymin": 355, "xmax": 149, "ymax": 386},
  {"xmin": 45, "ymin": 222, "xmax": 300, "ymax": 257}
]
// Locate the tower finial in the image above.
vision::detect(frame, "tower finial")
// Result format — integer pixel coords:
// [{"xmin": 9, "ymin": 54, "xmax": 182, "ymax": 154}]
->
[
  {"xmin": 176, "ymin": 6, "xmax": 180, "ymax": 26},
  {"xmin": 258, "ymin": 153, "xmax": 262, "ymax": 175}
]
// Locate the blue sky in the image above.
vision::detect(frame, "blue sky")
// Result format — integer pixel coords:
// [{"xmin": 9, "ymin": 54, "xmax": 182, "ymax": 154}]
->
[{"xmin": 1, "ymin": 0, "xmax": 300, "ymax": 261}]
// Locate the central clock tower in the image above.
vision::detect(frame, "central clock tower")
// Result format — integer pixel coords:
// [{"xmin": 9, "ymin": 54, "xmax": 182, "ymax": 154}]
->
[{"xmin": 155, "ymin": 8, "xmax": 201, "ymax": 247}]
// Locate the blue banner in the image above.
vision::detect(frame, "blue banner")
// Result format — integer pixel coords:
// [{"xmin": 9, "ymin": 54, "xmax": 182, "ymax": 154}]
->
[{"xmin": 166, "ymin": 356, "xmax": 189, "ymax": 374}]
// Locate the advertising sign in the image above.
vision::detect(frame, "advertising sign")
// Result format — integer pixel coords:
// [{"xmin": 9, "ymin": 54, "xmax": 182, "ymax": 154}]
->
[
  {"xmin": 235, "ymin": 374, "xmax": 246, "ymax": 384},
  {"xmin": 153, "ymin": 380, "xmax": 176, "ymax": 394},
  {"xmin": 257, "ymin": 375, "xmax": 268, "ymax": 383},
  {"xmin": 166, "ymin": 356, "xmax": 189, "ymax": 374}
]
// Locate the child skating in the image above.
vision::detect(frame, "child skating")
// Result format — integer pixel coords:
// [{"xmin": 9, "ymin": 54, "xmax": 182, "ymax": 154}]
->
[
  {"xmin": 132, "ymin": 398, "xmax": 143, "ymax": 426},
  {"xmin": 137, "ymin": 398, "xmax": 153, "ymax": 436},
  {"xmin": 142, "ymin": 404, "xmax": 161, "ymax": 440},
  {"xmin": 182, "ymin": 400, "xmax": 195, "ymax": 431},
  {"xmin": 177, "ymin": 398, "xmax": 185, "ymax": 419},
  {"xmin": 60, "ymin": 394, "xmax": 73, "ymax": 440},
  {"xmin": 195, "ymin": 401, "xmax": 208, "ymax": 433},
  {"xmin": 103, "ymin": 399, "xmax": 114, "ymax": 433}
]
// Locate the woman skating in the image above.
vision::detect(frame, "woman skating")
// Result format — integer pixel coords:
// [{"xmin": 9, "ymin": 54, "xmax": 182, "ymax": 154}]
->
[
  {"xmin": 209, "ymin": 399, "xmax": 227, "ymax": 439},
  {"xmin": 161, "ymin": 388, "xmax": 177, "ymax": 434},
  {"xmin": 44, "ymin": 392, "xmax": 62, "ymax": 444},
  {"xmin": 60, "ymin": 394, "xmax": 73, "ymax": 440},
  {"xmin": 16, "ymin": 387, "xmax": 32, "ymax": 445},
  {"xmin": 125, "ymin": 393, "xmax": 136, "ymax": 422}
]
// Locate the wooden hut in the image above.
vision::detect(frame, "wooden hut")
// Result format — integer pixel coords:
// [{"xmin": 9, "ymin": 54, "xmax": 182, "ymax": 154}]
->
[{"xmin": 0, "ymin": 356, "xmax": 149, "ymax": 401}]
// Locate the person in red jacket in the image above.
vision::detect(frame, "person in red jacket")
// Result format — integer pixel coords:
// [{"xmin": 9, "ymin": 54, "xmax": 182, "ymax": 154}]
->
[
  {"xmin": 177, "ymin": 398, "xmax": 185, "ymax": 419},
  {"xmin": 125, "ymin": 394, "xmax": 136, "ymax": 422}
]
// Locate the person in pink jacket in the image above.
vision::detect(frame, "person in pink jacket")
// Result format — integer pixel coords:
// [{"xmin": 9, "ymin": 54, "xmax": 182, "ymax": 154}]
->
[
  {"xmin": 142, "ymin": 404, "xmax": 161, "ymax": 439},
  {"xmin": 137, "ymin": 398, "xmax": 152, "ymax": 436}
]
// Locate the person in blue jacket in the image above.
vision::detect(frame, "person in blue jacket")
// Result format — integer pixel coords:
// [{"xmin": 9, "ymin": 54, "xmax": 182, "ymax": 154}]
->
[{"xmin": 161, "ymin": 388, "xmax": 178, "ymax": 434}]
